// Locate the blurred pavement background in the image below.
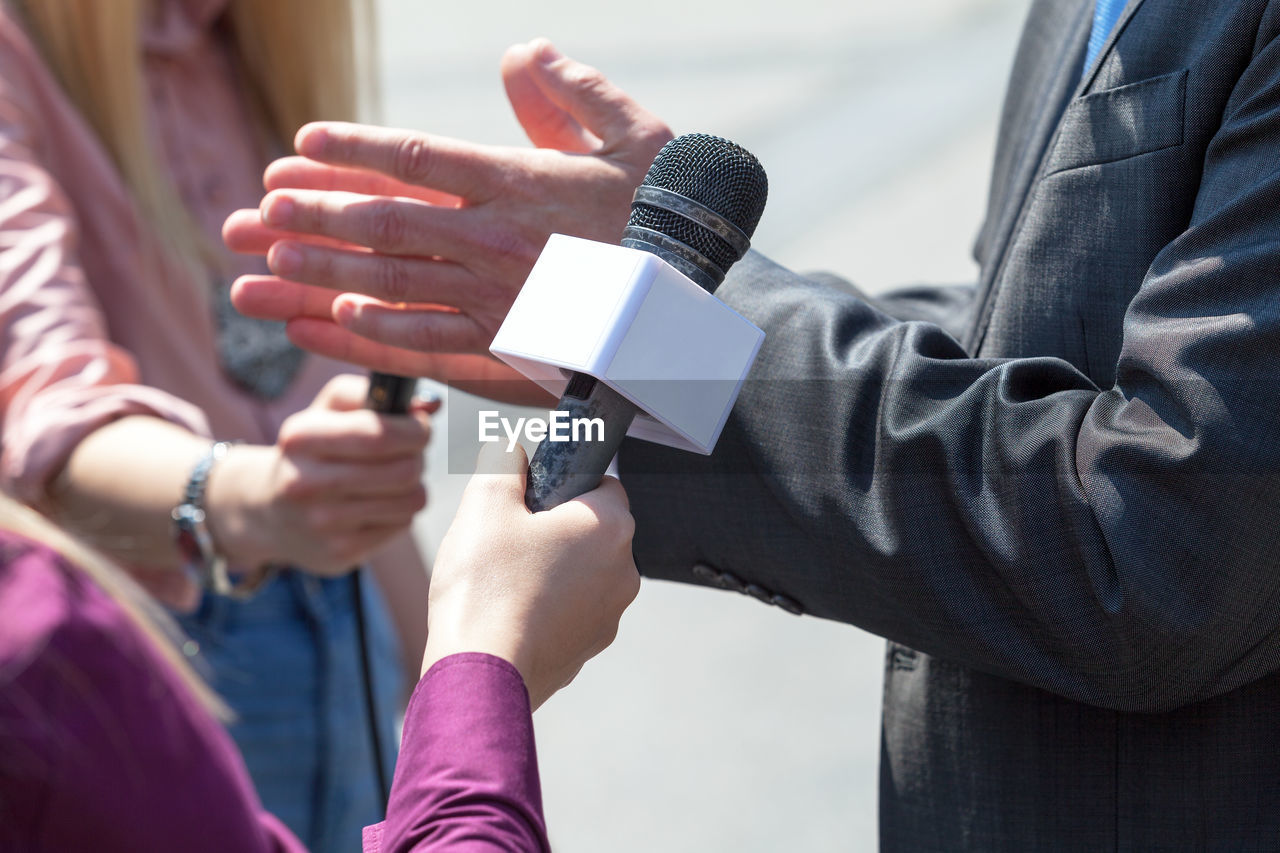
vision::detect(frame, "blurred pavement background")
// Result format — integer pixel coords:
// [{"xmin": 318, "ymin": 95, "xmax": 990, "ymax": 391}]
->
[{"xmin": 376, "ymin": 2, "xmax": 1029, "ymax": 849}]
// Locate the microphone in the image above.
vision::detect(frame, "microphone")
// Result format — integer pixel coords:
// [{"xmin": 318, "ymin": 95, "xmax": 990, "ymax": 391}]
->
[
  {"xmin": 366, "ymin": 372, "xmax": 416, "ymax": 415},
  {"xmin": 524, "ymin": 133, "xmax": 768, "ymax": 512}
]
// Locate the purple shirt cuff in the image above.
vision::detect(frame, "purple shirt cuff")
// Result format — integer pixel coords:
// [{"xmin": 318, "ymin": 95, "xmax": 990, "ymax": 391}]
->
[{"xmin": 365, "ymin": 653, "xmax": 549, "ymax": 852}]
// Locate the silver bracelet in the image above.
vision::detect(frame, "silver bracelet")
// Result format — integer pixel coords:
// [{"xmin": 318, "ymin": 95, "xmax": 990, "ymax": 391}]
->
[{"xmin": 171, "ymin": 441, "xmax": 273, "ymax": 599}]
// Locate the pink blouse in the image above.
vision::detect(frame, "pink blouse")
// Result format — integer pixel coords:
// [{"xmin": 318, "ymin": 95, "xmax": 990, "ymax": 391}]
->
[{"xmin": 0, "ymin": 0, "xmax": 352, "ymax": 506}]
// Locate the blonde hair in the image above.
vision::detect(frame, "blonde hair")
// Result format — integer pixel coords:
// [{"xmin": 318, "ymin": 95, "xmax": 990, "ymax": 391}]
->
[
  {"xmin": 12, "ymin": 0, "xmax": 378, "ymax": 274},
  {"xmin": 0, "ymin": 493, "xmax": 228, "ymax": 717}
]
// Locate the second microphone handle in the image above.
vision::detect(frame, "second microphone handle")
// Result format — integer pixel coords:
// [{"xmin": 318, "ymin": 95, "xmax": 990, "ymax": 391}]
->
[
  {"xmin": 366, "ymin": 372, "xmax": 418, "ymax": 415},
  {"xmin": 525, "ymin": 374, "xmax": 637, "ymax": 512}
]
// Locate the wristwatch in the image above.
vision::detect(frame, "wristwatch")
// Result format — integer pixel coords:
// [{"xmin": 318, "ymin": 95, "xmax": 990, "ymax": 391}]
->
[{"xmin": 172, "ymin": 441, "xmax": 274, "ymax": 599}]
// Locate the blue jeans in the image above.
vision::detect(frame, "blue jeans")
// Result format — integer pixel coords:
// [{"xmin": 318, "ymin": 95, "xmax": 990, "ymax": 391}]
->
[{"xmin": 178, "ymin": 570, "xmax": 403, "ymax": 853}]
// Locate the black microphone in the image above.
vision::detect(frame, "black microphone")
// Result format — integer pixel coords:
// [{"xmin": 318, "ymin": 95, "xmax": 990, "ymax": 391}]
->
[
  {"xmin": 524, "ymin": 133, "xmax": 768, "ymax": 512},
  {"xmin": 366, "ymin": 372, "xmax": 417, "ymax": 415}
]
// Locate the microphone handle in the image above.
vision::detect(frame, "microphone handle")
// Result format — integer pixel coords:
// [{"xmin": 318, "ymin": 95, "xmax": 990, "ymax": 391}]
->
[
  {"xmin": 525, "ymin": 373, "xmax": 637, "ymax": 512},
  {"xmin": 366, "ymin": 372, "xmax": 417, "ymax": 415}
]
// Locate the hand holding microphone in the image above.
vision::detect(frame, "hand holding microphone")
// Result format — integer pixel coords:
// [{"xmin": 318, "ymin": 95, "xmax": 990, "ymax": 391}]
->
[
  {"xmin": 423, "ymin": 443, "xmax": 639, "ymax": 711},
  {"xmin": 511, "ymin": 134, "xmax": 769, "ymax": 510},
  {"xmin": 204, "ymin": 373, "xmax": 434, "ymax": 576}
]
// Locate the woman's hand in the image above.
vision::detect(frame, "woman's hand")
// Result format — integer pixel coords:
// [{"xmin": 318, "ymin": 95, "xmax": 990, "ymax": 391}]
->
[
  {"xmin": 422, "ymin": 443, "xmax": 640, "ymax": 710},
  {"xmin": 206, "ymin": 374, "xmax": 435, "ymax": 576}
]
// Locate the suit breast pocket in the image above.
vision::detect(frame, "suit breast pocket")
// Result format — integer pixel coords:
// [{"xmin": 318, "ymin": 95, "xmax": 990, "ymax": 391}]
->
[{"xmin": 1044, "ymin": 68, "xmax": 1188, "ymax": 175}]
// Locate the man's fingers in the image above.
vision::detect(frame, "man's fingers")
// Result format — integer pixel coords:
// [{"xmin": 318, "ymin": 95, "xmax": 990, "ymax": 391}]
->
[
  {"xmin": 224, "ymin": 208, "xmax": 284, "ymax": 254},
  {"xmin": 264, "ymin": 156, "xmax": 463, "ymax": 208},
  {"xmin": 285, "ymin": 318, "xmax": 450, "ymax": 376},
  {"xmin": 502, "ymin": 41, "xmax": 599, "ymax": 152},
  {"xmin": 408, "ymin": 355, "xmax": 556, "ymax": 406},
  {"xmin": 520, "ymin": 39, "xmax": 671, "ymax": 154},
  {"xmin": 223, "ymin": 207, "xmax": 362, "ymax": 255},
  {"xmin": 266, "ymin": 241, "xmax": 485, "ymax": 311},
  {"xmin": 282, "ymin": 318, "xmax": 554, "ymax": 405},
  {"xmin": 333, "ymin": 294, "xmax": 490, "ymax": 355},
  {"xmin": 230, "ymin": 275, "xmax": 338, "ymax": 322},
  {"xmin": 294, "ymin": 122, "xmax": 505, "ymax": 202},
  {"xmin": 260, "ymin": 189, "xmax": 486, "ymax": 258}
]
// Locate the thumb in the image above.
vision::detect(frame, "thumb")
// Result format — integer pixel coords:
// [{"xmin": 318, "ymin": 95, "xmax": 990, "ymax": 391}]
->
[
  {"xmin": 463, "ymin": 440, "xmax": 531, "ymax": 509},
  {"xmin": 515, "ymin": 38, "xmax": 670, "ymax": 154},
  {"xmin": 502, "ymin": 40, "xmax": 597, "ymax": 152},
  {"xmin": 309, "ymin": 373, "xmax": 371, "ymax": 412}
]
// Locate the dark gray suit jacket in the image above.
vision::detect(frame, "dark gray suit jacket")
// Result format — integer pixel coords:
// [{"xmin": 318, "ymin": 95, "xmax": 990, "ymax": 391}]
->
[{"xmin": 619, "ymin": 0, "xmax": 1280, "ymax": 849}]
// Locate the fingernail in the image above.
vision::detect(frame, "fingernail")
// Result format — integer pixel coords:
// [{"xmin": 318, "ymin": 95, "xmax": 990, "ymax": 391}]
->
[
  {"xmin": 418, "ymin": 389, "xmax": 443, "ymax": 407},
  {"xmin": 262, "ymin": 195, "xmax": 294, "ymax": 227},
  {"xmin": 269, "ymin": 243, "xmax": 303, "ymax": 275}
]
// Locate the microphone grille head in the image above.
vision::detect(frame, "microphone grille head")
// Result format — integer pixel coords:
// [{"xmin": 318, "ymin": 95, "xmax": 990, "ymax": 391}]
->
[{"xmin": 627, "ymin": 133, "xmax": 768, "ymax": 274}]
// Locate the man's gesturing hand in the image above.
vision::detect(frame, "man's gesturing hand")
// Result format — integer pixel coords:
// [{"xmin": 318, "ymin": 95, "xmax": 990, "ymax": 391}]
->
[{"xmin": 225, "ymin": 39, "xmax": 672, "ymax": 393}]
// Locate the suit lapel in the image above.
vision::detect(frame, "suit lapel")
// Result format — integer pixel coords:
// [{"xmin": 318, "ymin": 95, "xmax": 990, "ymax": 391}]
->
[
  {"xmin": 967, "ymin": 0, "xmax": 1095, "ymax": 353},
  {"xmin": 1078, "ymin": 0, "xmax": 1150, "ymax": 93}
]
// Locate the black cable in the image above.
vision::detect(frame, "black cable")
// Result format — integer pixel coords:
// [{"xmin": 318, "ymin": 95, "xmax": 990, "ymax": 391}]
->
[
  {"xmin": 352, "ymin": 570, "xmax": 390, "ymax": 808},
  {"xmin": 355, "ymin": 373, "xmax": 418, "ymax": 810}
]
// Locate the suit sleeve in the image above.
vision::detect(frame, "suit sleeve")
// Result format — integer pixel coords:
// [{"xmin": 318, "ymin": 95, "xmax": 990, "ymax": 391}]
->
[
  {"xmin": 803, "ymin": 271, "xmax": 977, "ymax": 342},
  {"xmin": 620, "ymin": 29, "xmax": 1280, "ymax": 714}
]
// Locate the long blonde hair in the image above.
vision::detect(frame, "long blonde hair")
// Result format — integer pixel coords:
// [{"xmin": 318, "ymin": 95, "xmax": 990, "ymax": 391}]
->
[
  {"xmin": 12, "ymin": 0, "xmax": 378, "ymax": 272},
  {"xmin": 0, "ymin": 493, "xmax": 227, "ymax": 717}
]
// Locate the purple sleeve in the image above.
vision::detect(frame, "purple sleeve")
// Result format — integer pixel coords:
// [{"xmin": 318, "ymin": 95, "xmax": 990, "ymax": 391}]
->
[
  {"xmin": 0, "ymin": 533, "xmax": 307, "ymax": 853},
  {"xmin": 366, "ymin": 653, "xmax": 550, "ymax": 853}
]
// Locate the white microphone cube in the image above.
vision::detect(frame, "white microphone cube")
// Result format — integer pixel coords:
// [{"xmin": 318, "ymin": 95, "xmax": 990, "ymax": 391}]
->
[{"xmin": 490, "ymin": 234, "xmax": 764, "ymax": 454}]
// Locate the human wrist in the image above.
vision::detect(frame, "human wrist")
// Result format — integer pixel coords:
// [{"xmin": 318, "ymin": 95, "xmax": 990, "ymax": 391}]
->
[
  {"xmin": 421, "ymin": 617, "xmax": 530, "ymax": 686},
  {"xmin": 202, "ymin": 443, "xmax": 279, "ymax": 570}
]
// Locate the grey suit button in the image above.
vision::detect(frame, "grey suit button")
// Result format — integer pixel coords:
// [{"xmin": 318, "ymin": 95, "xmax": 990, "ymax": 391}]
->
[
  {"xmin": 771, "ymin": 593, "xmax": 804, "ymax": 615},
  {"xmin": 745, "ymin": 583, "xmax": 773, "ymax": 604},
  {"xmin": 718, "ymin": 571, "xmax": 747, "ymax": 593},
  {"xmin": 691, "ymin": 563, "xmax": 721, "ymax": 584}
]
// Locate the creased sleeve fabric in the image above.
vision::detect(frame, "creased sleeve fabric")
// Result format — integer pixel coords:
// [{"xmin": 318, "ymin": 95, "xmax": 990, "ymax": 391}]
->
[
  {"xmin": 620, "ymin": 12, "xmax": 1280, "ymax": 714},
  {"xmin": 366, "ymin": 653, "xmax": 549, "ymax": 853},
  {"xmin": 0, "ymin": 19, "xmax": 210, "ymax": 505},
  {"xmin": 0, "ymin": 531, "xmax": 306, "ymax": 851}
]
